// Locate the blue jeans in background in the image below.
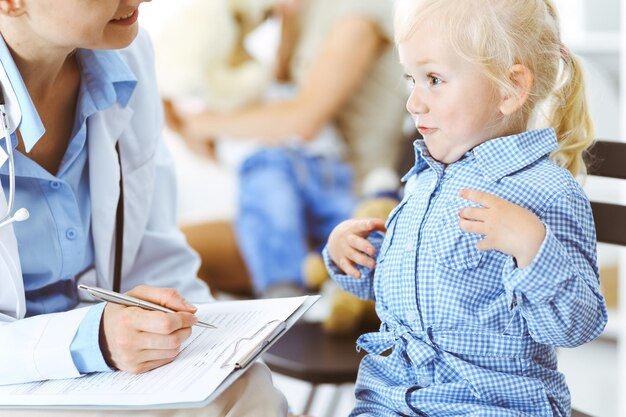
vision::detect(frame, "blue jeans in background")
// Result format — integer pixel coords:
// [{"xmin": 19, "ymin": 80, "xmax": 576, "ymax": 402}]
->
[{"xmin": 235, "ymin": 148, "xmax": 356, "ymax": 293}]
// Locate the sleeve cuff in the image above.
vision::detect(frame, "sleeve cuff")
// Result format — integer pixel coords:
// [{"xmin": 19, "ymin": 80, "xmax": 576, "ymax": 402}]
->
[
  {"xmin": 70, "ymin": 302, "xmax": 114, "ymax": 374},
  {"xmin": 322, "ymin": 231, "xmax": 383, "ymax": 300},
  {"xmin": 502, "ymin": 224, "xmax": 575, "ymax": 306}
]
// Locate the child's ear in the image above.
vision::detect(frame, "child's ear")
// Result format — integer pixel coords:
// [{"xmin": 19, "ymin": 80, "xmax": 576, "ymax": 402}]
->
[
  {"xmin": 499, "ymin": 64, "xmax": 533, "ymax": 116},
  {"xmin": 0, "ymin": 0, "xmax": 25, "ymax": 17}
]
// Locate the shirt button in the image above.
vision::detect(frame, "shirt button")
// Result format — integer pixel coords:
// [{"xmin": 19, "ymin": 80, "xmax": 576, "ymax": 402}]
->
[
  {"xmin": 402, "ymin": 406, "xmax": 412, "ymax": 415},
  {"xmin": 404, "ymin": 241, "xmax": 412, "ymax": 251},
  {"xmin": 66, "ymin": 228, "xmax": 77, "ymax": 240},
  {"xmin": 417, "ymin": 375, "xmax": 431, "ymax": 387},
  {"xmin": 50, "ymin": 181, "xmax": 61, "ymax": 190}
]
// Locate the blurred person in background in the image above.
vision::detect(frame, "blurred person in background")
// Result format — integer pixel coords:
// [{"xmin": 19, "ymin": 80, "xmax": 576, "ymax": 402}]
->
[{"xmin": 166, "ymin": 0, "xmax": 407, "ymax": 297}]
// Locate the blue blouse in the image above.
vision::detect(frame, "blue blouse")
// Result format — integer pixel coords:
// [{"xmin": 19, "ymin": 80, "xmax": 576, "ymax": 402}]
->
[{"xmin": 0, "ymin": 35, "xmax": 137, "ymax": 374}]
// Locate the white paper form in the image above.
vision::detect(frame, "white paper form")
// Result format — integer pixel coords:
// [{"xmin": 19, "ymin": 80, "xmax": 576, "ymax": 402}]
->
[{"xmin": 0, "ymin": 296, "xmax": 310, "ymax": 409}]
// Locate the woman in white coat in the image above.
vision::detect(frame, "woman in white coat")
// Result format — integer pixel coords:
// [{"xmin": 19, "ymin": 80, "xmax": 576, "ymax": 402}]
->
[{"xmin": 0, "ymin": 0, "xmax": 286, "ymax": 415}]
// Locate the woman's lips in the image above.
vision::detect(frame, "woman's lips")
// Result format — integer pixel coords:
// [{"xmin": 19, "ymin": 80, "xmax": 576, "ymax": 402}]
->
[{"xmin": 110, "ymin": 9, "xmax": 139, "ymax": 26}]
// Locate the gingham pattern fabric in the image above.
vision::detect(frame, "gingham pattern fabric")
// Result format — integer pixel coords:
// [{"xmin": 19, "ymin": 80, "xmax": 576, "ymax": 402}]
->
[{"xmin": 324, "ymin": 129, "xmax": 607, "ymax": 416}]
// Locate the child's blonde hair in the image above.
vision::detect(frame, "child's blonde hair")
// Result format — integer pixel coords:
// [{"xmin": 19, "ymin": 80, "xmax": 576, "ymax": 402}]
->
[{"xmin": 394, "ymin": 0, "xmax": 594, "ymax": 176}]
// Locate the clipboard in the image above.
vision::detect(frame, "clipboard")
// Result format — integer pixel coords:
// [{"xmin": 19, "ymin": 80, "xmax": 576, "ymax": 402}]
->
[
  {"xmin": 0, "ymin": 295, "xmax": 320, "ymax": 410},
  {"xmin": 200, "ymin": 295, "xmax": 319, "ymax": 407}
]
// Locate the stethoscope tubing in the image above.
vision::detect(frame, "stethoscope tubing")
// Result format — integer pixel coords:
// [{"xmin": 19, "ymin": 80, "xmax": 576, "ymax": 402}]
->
[{"xmin": 0, "ymin": 103, "xmax": 16, "ymax": 227}]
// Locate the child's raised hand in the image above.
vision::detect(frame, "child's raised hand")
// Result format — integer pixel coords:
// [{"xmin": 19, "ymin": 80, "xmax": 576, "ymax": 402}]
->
[
  {"xmin": 327, "ymin": 218, "xmax": 387, "ymax": 279},
  {"xmin": 458, "ymin": 189, "xmax": 546, "ymax": 269}
]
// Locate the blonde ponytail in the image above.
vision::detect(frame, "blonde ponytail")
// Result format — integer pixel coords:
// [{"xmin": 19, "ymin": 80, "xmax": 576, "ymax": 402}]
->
[{"xmin": 547, "ymin": 52, "xmax": 595, "ymax": 176}]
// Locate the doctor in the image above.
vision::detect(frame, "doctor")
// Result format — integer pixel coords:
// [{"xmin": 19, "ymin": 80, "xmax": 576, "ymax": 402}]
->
[{"xmin": 0, "ymin": 0, "xmax": 286, "ymax": 416}]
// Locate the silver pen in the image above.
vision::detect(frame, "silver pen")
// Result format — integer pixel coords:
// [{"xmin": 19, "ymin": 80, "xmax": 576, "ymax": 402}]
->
[{"xmin": 78, "ymin": 284, "xmax": 216, "ymax": 329}]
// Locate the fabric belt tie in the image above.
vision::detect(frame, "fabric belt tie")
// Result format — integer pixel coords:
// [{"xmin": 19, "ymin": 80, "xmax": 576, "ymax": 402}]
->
[
  {"xmin": 357, "ymin": 322, "xmax": 553, "ymax": 409},
  {"xmin": 358, "ymin": 324, "xmax": 439, "ymax": 369}
]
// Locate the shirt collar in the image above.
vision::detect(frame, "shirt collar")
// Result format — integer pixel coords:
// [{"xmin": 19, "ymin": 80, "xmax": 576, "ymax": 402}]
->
[
  {"xmin": 403, "ymin": 128, "xmax": 558, "ymax": 183},
  {"xmin": 401, "ymin": 139, "xmax": 443, "ymax": 182},
  {"xmin": 470, "ymin": 128, "xmax": 558, "ymax": 182},
  {"xmin": 0, "ymin": 35, "xmax": 137, "ymax": 152},
  {"xmin": 0, "ymin": 34, "xmax": 45, "ymax": 152},
  {"xmin": 76, "ymin": 48, "xmax": 137, "ymax": 112}
]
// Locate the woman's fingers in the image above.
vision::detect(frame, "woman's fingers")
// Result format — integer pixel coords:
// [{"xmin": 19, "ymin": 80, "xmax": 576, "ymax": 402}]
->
[
  {"xmin": 128, "ymin": 286, "xmax": 197, "ymax": 313},
  {"xmin": 124, "ymin": 308, "xmax": 197, "ymax": 335},
  {"xmin": 135, "ymin": 326, "xmax": 193, "ymax": 350},
  {"xmin": 125, "ymin": 358, "xmax": 177, "ymax": 375},
  {"xmin": 101, "ymin": 295, "xmax": 198, "ymax": 372}
]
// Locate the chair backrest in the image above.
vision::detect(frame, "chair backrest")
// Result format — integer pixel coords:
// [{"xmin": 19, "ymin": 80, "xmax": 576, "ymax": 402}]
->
[{"xmin": 585, "ymin": 140, "xmax": 626, "ymax": 246}]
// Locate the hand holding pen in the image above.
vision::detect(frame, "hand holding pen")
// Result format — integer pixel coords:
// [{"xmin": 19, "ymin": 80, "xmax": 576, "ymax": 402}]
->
[{"xmin": 79, "ymin": 284, "xmax": 214, "ymax": 374}]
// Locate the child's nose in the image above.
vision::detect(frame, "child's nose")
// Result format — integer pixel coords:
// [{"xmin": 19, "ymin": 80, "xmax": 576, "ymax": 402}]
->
[{"xmin": 406, "ymin": 89, "xmax": 427, "ymax": 115}]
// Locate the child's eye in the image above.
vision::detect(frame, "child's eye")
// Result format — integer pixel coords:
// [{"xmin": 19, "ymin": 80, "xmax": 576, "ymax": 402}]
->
[
  {"xmin": 403, "ymin": 73, "xmax": 415, "ymax": 86},
  {"xmin": 428, "ymin": 75, "xmax": 443, "ymax": 86}
]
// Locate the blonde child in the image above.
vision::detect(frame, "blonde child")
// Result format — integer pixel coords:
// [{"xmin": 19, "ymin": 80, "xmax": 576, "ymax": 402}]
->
[{"xmin": 325, "ymin": 0, "xmax": 608, "ymax": 415}]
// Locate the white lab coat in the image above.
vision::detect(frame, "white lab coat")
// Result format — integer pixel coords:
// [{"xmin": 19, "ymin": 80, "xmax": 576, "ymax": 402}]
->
[{"xmin": 0, "ymin": 30, "xmax": 211, "ymax": 386}]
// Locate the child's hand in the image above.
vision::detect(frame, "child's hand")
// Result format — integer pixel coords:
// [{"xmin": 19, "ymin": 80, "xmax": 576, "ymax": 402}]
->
[
  {"xmin": 327, "ymin": 218, "xmax": 387, "ymax": 279},
  {"xmin": 458, "ymin": 189, "xmax": 546, "ymax": 269}
]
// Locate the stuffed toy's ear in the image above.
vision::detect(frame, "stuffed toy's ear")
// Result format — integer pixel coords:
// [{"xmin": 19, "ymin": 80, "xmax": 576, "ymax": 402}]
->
[
  {"xmin": 154, "ymin": 0, "xmax": 238, "ymax": 100},
  {"xmin": 228, "ymin": 0, "xmax": 277, "ymax": 30},
  {"xmin": 154, "ymin": 0, "xmax": 275, "ymax": 108}
]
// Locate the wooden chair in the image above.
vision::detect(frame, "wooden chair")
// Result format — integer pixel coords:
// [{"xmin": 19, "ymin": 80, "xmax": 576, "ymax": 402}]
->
[
  {"xmin": 263, "ymin": 140, "xmax": 623, "ymax": 417},
  {"xmin": 567, "ymin": 140, "xmax": 626, "ymax": 417},
  {"xmin": 585, "ymin": 140, "xmax": 626, "ymax": 244}
]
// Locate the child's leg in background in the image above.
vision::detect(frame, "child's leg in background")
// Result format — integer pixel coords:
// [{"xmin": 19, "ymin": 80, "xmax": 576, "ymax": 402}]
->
[
  {"xmin": 235, "ymin": 148, "xmax": 309, "ymax": 293},
  {"xmin": 303, "ymin": 155, "xmax": 356, "ymax": 253},
  {"xmin": 235, "ymin": 148, "xmax": 356, "ymax": 294}
]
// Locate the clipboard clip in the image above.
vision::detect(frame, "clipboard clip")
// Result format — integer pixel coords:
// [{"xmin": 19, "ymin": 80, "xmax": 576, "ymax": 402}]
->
[{"xmin": 218, "ymin": 319, "xmax": 286, "ymax": 369}]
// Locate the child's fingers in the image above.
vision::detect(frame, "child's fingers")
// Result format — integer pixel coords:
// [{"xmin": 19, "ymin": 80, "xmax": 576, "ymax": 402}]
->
[
  {"xmin": 459, "ymin": 207, "xmax": 487, "ymax": 222},
  {"xmin": 345, "ymin": 246, "xmax": 375, "ymax": 269},
  {"xmin": 458, "ymin": 218, "xmax": 485, "ymax": 235},
  {"xmin": 346, "ymin": 234, "xmax": 376, "ymax": 257},
  {"xmin": 460, "ymin": 188, "xmax": 499, "ymax": 208},
  {"xmin": 476, "ymin": 237, "xmax": 497, "ymax": 252},
  {"xmin": 350, "ymin": 218, "xmax": 386, "ymax": 235},
  {"xmin": 364, "ymin": 218, "xmax": 387, "ymax": 233},
  {"xmin": 337, "ymin": 257, "xmax": 361, "ymax": 279}
]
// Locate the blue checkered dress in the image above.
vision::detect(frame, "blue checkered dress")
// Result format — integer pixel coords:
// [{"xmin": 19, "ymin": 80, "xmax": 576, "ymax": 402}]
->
[{"xmin": 324, "ymin": 129, "xmax": 607, "ymax": 416}]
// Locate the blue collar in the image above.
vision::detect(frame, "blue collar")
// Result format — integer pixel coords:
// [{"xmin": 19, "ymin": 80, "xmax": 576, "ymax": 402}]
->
[
  {"xmin": 0, "ymin": 35, "xmax": 137, "ymax": 152},
  {"xmin": 76, "ymin": 48, "xmax": 137, "ymax": 112},
  {"xmin": 470, "ymin": 128, "xmax": 558, "ymax": 181},
  {"xmin": 0, "ymin": 34, "xmax": 44, "ymax": 152},
  {"xmin": 403, "ymin": 128, "xmax": 558, "ymax": 182}
]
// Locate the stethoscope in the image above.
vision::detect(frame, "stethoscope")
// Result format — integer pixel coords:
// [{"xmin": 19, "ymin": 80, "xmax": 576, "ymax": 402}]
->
[
  {"xmin": 0, "ymin": 83, "xmax": 30, "ymax": 229},
  {"xmin": 0, "ymin": 75, "xmax": 123, "ymax": 290}
]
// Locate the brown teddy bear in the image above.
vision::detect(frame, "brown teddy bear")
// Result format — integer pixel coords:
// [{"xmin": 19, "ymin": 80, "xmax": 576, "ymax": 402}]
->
[{"xmin": 303, "ymin": 168, "xmax": 400, "ymax": 335}]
